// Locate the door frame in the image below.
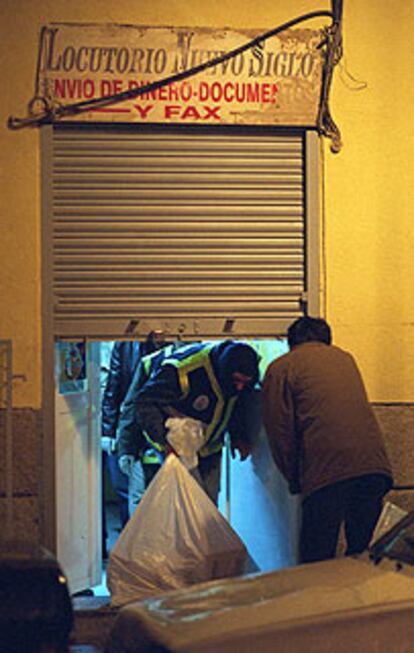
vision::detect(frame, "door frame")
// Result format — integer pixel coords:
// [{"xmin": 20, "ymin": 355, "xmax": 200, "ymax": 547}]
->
[
  {"xmin": 40, "ymin": 124, "xmax": 321, "ymax": 566},
  {"xmin": 41, "ymin": 126, "xmax": 101, "ymax": 586}
]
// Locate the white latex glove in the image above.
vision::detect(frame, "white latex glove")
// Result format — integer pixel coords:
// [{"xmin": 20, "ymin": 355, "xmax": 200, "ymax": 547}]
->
[
  {"xmin": 101, "ymin": 437, "xmax": 116, "ymax": 454},
  {"xmin": 118, "ymin": 454, "xmax": 135, "ymax": 477}
]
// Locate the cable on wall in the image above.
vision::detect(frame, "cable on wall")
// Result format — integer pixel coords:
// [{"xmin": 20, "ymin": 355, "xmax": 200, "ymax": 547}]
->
[{"xmin": 7, "ymin": 6, "xmax": 343, "ymax": 152}]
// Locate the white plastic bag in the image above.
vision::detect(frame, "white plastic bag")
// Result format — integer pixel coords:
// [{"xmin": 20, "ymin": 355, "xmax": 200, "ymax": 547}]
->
[
  {"xmin": 370, "ymin": 500, "xmax": 408, "ymax": 545},
  {"xmin": 107, "ymin": 455, "xmax": 248, "ymax": 607},
  {"xmin": 165, "ymin": 416, "xmax": 206, "ymax": 469}
]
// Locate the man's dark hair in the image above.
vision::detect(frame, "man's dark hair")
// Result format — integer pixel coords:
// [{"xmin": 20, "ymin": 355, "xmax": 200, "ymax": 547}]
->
[{"xmin": 287, "ymin": 316, "xmax": 332, "ymax": 349}]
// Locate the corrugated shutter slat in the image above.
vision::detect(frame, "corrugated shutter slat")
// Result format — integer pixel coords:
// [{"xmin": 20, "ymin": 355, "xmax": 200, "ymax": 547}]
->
[{"xmin": 52, "ymin": 128, "xmax": 305, "ymax": 338}]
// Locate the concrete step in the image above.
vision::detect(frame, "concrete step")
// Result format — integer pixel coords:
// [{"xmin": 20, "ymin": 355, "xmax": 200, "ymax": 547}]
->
[{"xmin": 70, "ymin": 596, "xmax": 119, "ymax": 650}]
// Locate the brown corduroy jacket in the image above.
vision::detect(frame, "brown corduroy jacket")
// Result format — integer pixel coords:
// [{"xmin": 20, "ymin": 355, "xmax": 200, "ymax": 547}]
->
[{"xmin": 262, "ymin": 342, "xmax": 393, "ymax": 496}]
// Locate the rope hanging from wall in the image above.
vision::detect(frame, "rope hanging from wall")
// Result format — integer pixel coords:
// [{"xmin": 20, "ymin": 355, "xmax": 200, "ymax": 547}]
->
[{"xmin": 7, "ymin": 3, "xmax": 343, "ymax": 152}]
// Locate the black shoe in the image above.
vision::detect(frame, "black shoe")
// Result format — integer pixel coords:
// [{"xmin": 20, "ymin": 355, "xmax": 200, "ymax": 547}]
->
[{"xmin": 72, "ymin": 588, "xmax": 94, "ymax": 597}]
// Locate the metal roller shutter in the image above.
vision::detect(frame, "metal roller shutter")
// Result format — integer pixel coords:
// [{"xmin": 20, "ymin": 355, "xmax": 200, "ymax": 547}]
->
[{"xmin": 48, "ymin": 125, "xmax": 310, "ymax": 339}]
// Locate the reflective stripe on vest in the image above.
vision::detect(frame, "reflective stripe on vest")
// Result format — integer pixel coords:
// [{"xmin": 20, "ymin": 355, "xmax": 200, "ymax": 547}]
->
[
  {"xmin": 163, "ymin": 344, "xmax": 237, "ymax": 456},
  {"xmin": 142, "ymin": 343, "xmax": 177, "ymax": 378},
  {"xmin": 142, "ymin": 452, "xmax": 161, "ymax": 464},
  {"xmin": 141, "ymin": 344, "xmax": 205, "ymax": 454}
]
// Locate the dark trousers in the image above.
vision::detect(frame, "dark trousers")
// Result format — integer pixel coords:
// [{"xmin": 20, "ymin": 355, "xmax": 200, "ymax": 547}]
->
[
  {"xmin": 196, "ymin": 451, "xmax": 222, "ymax": 505},
  {"xmin": 102, "ymin": 451, "xmax": 129, "ymax": 557},
  {"xmin": 106, "ymin": 452, "xmax": 129, "ymax": 526},
  {"xmin": 300, "ymin": 473, "xmax": 392, "ymax": 564}
]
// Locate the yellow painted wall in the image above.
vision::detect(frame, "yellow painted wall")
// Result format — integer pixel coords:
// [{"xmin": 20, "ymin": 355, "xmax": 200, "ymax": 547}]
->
[
  {"xmin": 1, "ymin": 0, "xmax": 413, "ymax": 407},
  {"xmin": 325, "ymin": 2, "xmax": 414, "ymax": 401}
]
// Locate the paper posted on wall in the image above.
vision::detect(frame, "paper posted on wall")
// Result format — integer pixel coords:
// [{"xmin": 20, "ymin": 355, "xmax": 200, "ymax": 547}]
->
[{"xmin": 107, "ymin": 455, "xmax": 248, "ymax": 607}]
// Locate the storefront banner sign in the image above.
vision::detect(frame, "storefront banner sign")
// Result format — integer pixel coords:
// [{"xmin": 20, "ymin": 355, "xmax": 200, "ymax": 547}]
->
[{"xmin": 39, "ymin": 23, "xmax": 324, "ymax": 126}]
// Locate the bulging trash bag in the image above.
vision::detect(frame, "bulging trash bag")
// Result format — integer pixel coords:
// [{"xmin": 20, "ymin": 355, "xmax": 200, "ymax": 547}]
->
[
  {"xmin": 107, "ymin": 455, "xmax": 248, "ymax": 607},
  {"xmin": 166, "ymin": 416, "xmax": 206, "ymax": 469}
]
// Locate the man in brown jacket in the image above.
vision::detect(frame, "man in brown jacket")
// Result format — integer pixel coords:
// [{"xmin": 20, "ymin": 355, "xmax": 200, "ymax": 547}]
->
[{"xmin": 262, "ymin": 316, "xmax": 393, "ymax": 564}]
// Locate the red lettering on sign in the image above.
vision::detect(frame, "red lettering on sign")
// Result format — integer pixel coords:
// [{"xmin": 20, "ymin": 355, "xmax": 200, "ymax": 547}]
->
[
  {"xmin": 164, "ymin": 105, "xmax": 181, "ymax": 118},
  {"xmin": 54, "ymin": 78, "xmax": 96, "ymax": 99},
  {"xmin": 100, "ymin": 79, "xmax": 123, "ymax": 96},
  {"xmin": 134, "ymin": 105, "xmax": 154, "ymax": 118},
  {"xmin": 202, "ymin": 106, "xmax": 221, "ymax": 120},
  {"xmin": 164, "ymin": 105, "xmax": 221, "ymax": 121},
  {"xmin": 181, "ymin": 106, "xmax": 201, "ymax": 120},
  {"xmin": 197, "ymin": 80, "xmax": 278, "ymax": 104}
]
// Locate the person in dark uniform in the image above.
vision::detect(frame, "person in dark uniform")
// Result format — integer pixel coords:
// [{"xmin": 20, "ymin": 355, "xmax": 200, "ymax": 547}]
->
[
  {"xmin": 101, "ymin": 330, "xmax": 166, "ymax": 552},
  {"xmin": 132, "ymin": 340, "xmax": 260, "ymax": 504},
  {"xmin": 116, "ymin": 342, "xmax": 184, "ymax": 516}
]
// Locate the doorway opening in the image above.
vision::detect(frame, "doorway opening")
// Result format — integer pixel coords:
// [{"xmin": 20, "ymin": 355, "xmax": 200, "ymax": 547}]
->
[
  {"xmin": 53, "ymin": 337, "xmax": 298, "ymax": 596},
  {"xmin": 43, "ymin": 125, "xmax": 319, "ymax": 593}
]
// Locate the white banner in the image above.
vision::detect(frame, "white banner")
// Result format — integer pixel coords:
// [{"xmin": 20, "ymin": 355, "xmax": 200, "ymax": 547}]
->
[{"xmin": 39, "ymin": 23, "xmax": 324, "ymax": 126}]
